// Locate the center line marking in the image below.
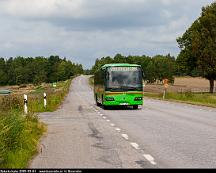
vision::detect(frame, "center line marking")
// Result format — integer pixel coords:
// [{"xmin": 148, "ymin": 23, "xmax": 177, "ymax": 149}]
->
[
  {"xmin": 121, "ymin": 134, "xmax": 129, "ymax": 140},
  {"xmin": 103, "ymin": 116, "xmax": 106, "ymax": 119},
  {"xmin": 110, "ymin": 123, "xmax": 115, "ymax": 127},
  {"xmin": 115, "ymin": 128, "xmax": 121, "ymax": 132},
  {"xmin": 130, "ymin": 142, "xmax": 140, "ymax": 150},
  {"xmin": 99, "ymin": 113, "xmax": 103, "ymax": 116},
  {"xmin": 143, "ymin": 154, "xmax": 157, "ymax": 165},
  {"xmin": 106, "ymin": 119, "xmax": 110, "ymax": 122}
]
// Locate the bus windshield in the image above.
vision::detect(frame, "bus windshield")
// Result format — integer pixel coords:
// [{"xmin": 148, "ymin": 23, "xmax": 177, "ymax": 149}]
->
[{"xmin": 106, "ymin": 66, "xmax": 143, "ymax": 91}]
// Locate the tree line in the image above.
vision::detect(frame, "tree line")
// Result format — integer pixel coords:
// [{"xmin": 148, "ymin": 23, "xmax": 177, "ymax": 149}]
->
[
  {"xmin": 90, "ymin": 53, "xmax": 176, "ymax": 84},
  {"xmin": 0, "ymin": 56, "xmax": 83, "ymax": 86}
]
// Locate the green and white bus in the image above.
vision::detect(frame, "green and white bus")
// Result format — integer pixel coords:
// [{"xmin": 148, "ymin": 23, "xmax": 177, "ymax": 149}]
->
[{"xmin": 94, "ymin": 63, "xmax": 144, "ymax": 109}]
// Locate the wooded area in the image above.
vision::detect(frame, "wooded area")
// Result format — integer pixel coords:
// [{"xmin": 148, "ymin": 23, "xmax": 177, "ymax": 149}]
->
[
  {"xmin": 90, "ymin": 53, "xmax": 177, "ymax": 84},
  {"xmin": 0, "ymin": 56, "xmax": 83, "ymax": 86}
]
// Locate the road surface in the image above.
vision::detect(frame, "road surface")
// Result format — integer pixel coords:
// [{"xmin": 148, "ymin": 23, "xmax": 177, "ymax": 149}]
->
[{"xmin": 30, "ymin": 75, "xmax": 216, "ymax": 168}]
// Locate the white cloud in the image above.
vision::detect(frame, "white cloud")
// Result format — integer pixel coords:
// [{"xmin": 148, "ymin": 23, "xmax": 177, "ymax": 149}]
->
[
  {"xmin": 0, "ymin": 0, "xmax": 214, "ymax": 68},
  {"xmin": 161, "ymin": 0, "xmax": 177, "ymax": 5},
  {"xmin": 1, "ymin": 0, "xmax": 84, "ymax": 18}
]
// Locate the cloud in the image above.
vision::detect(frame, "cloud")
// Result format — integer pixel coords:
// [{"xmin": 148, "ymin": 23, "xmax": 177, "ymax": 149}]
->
[{"xmin": 0, "ymin": 0, "xmax": 213, "ymax": 68}]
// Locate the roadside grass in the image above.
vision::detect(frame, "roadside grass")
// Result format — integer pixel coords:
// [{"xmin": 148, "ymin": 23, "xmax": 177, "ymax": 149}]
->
[
  {"xmin": 0, "ymin": 110, "xmax": 46, "ymax": 168},
  {"xmin": 0, "ymin": 78, "xmax": 72, "ymax": 113},
  {"xmin": 28, "ymin": 79, "xmax": 72, "ymax": 112},
  {"xmin": 144, "ymin": 92, "xmax": 216, "ymax": 108},
  {"xmin": 0, "ymin": 77, "xmax": 73, "ymax": 168},
  {"xmin": 88, "ymin": 76, "xmax": 94, "ymax": 88}
]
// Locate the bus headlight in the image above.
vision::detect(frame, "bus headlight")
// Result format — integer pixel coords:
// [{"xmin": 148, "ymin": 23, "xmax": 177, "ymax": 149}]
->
[
  {"xmin": 134, "ymin": 97, "xmax": 143, "ymax": 101},
  {"xmin": 106, "ymin": 97, "xmax": 115, "ymax": 101}
]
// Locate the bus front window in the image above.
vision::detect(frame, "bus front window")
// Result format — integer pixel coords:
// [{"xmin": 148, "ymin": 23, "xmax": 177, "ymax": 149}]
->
[{"xmin": 106, "ymin": 67, "xmax": 143, "ymax": 91}]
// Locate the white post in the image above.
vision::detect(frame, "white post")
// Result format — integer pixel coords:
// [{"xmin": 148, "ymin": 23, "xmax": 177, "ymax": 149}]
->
[
  {"xmin": 44, "ymin": 93, "xmax": 47, "ymax": 108},
  {"xmin": 24, "ymin": 94, "xmax": 28, "ymax": 114}
]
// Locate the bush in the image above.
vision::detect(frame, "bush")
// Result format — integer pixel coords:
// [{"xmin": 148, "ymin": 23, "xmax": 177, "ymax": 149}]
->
[
  {"xmin": 0, "ymin": 111, "xmax": 46, "ymax": 168},
  {"xmin": 1, "ymin": 95, "xmax": 23, "ymax": 111}
]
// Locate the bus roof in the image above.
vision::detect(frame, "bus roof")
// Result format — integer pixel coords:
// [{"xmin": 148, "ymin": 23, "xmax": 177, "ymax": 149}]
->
[{"xmin": 101, "ymin": 63, "xmax": 141, "ymax": 69}]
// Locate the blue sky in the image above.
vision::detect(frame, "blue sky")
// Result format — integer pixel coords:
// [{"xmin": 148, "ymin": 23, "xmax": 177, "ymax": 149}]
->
[{"xmin": 0, "ymin": 0, "xmax": 214, "ymax": 68}]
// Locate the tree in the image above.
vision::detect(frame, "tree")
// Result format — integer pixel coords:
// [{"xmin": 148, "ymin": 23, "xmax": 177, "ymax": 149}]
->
[
  {"xmin": 145, "ymin": 61, "xmax": 157, "ymax": 83},
  {"xmin": 152, "ymin": 55, "xmax": 175, "ymax": 83},
  {"xmin": 0, "ymin": 58, "xmax": 7, "ymax": 85},
  {"xmin": 177, "ymin": 2, "xmax": 216, "ymax": 93}
]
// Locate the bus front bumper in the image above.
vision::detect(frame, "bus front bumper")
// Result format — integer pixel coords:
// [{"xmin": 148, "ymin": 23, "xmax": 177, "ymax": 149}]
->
[{"xmin": 103, "ymin": 93, "xmax": 143, "ymax": 106}]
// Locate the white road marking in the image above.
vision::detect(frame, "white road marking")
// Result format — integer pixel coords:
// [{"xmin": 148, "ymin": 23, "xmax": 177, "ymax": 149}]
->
[
  {"xmin": 115, "ymin": 127, "xmax": 121, "ymax": 132},
  {"xmin": 143, "ymin": 154, "xmax": 157, "ymax": 165},
  {"xmin": 106, "ymin": 119, "xmax": 110, "ymax": 122},
  {"xmin": 121, "ymin": 134, "xmax": 129, "ymax": 140},
  {"xmin": 99, "ymin": 113, "xmax": 103, "ymax": 116},
  {"xmin": 130, "ymin": 142, "xmax": 140, "ymax": 150},
  {"xmin": 110, "ymin": 123, "xmax": 115, "ymax": 127},
  {"xmin": 103, "ymin": 116, "xmax": 107, "ymax": 119}
]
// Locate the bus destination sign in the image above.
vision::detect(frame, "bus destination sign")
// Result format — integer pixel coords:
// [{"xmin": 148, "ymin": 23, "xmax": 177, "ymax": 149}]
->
[{"xmin": 110, "ymin": 67, "xmax": 138, "ymax": 71}]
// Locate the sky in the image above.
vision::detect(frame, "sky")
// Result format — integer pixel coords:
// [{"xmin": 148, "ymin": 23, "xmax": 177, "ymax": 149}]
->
[{"xmin": 0, "ymin": 0, "xmax": 214, "ymax": 69}]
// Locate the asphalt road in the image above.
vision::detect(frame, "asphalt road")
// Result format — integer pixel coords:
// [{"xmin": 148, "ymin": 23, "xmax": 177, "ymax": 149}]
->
[{"xmin": 30, "ymin": 75, "xmax": 216, "ymax": 168}]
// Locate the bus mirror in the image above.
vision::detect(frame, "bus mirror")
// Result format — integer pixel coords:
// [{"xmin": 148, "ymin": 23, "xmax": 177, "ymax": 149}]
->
[
  {"xmin": 142, "ymin": 72, "xmax": 145, "ymax": 79},
  {"xmin": 106, "ymin": 72, "xmax": 109, "ymax": 80}
]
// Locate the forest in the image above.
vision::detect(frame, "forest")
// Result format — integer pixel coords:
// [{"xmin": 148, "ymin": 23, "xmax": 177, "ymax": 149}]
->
[{"xmin": 0, "ymin": 55, "xmax": 83, "ymax": 86}]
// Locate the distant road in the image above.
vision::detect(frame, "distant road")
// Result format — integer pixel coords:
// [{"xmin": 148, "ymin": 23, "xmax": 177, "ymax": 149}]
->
[{"xmin": 30, "ymin": 75, "xmax": 216, "ymax": 168}]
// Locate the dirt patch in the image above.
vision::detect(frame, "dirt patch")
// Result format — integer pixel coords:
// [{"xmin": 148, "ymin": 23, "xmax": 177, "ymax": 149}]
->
[{"xmin": 0, "ymin": 83, "xmax": 51, "ymax": 95}]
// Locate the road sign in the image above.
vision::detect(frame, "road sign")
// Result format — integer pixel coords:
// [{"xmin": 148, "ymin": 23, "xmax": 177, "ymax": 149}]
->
[
  {"xmin": 162, "ymin": 79, "xmax": 169, "ymax": 99},
  {"xmin": 163, "ymin": 79, "xmax": 169, "ymax": 88},
  {"xmin": 164, "ymin": 83, "xmax": 169, "ymax": 89},
  {"xmin": 163, "ymin": 79, "xmax": 168, "ymax": 85}
]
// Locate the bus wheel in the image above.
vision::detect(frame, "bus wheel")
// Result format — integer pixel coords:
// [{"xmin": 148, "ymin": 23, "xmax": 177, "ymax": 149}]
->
[
  {"xmin": 96, "ymin": 102, "xmax": 100, "ymax": 106},
  {"xmin": 133, "ymin": 105, "xmax": 138, "ymax": 109},
  {"xmin": 96, "ymin": 95, "xmax": 100, "ymax": 106}
]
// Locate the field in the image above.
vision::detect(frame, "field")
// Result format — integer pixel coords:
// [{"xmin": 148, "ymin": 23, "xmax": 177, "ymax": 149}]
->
[
  {"xmin": 144, "ymin": 76, "xmax": 216, "ymax": 93},
  {"xmin": 144, "ymin": 76, "xmax": 216, "ymax": 108}
]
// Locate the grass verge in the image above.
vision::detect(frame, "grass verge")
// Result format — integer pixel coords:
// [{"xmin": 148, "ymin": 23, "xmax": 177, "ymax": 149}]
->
[
  {"xmin": 0, "ymin": 111, "xmax": 46, "ymax": 168},
  {"xmin": 0, "ymin": 77, "xmax": 74, "ymax": 168},
  {"xmin": 88, "ymin": 76, "xmax": 94, "ymax": 88},
  {"xmin": 144, "ymin": 92, "xmax": 216, "ymax": 108},
  {"xmin": 28, "ymin": 79, "xmax": 72, "ymax": 112}
]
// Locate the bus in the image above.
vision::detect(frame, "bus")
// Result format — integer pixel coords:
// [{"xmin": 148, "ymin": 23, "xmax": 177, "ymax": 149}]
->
[{"xmin": 94, "ymin": 63, "xmax": 144, "ymax": 109}]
